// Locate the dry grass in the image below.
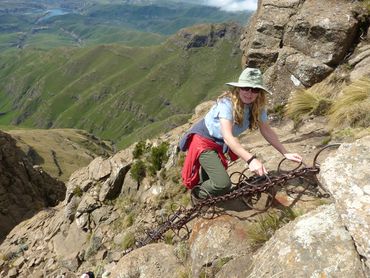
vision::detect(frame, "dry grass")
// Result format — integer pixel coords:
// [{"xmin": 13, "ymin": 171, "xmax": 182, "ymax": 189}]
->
[
  {"xmin": 329, "ymin": 78, "xmax": 370, "ymax": 128},
  {"xmin": 285, "ymin": 82, "xmax": 334, "ymax": 123},
  {"xmin": 6, "ymin": 128, "xmax": 113, "ymax": 181},
  {"xmin": 121, "ymin": 232, "xmax": 136, "ymax": 250}
]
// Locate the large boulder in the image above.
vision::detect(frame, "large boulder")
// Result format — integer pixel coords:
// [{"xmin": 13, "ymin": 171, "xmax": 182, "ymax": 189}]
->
[
  {"xmin": 189, "ymin": 215, "xmax": 251, "ymax": 277},
  {"xmin": 320, "ymin": 136, "xmax": 370, "ymax": 269},
  {"xmin": 247, "ymin": 204, "xmax": 366, "ymax": 277},
  {"xmin": 110, "ymin": 243, "xmax": 185, "ymax": 278},
  {"xmin": 241, "ymin": 0, "xmax": 362, "ymax": 103}
]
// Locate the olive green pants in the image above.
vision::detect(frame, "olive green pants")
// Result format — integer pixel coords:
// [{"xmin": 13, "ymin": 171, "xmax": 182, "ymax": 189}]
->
[{"xmin": 193, "ymin": 150, "xmax": 231, "ymax": 198}]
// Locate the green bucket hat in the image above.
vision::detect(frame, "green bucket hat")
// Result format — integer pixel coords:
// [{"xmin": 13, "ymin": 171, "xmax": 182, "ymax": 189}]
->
[{"xmin": 226, "ymin": 67, "xmax": 272, "ymax": 95}]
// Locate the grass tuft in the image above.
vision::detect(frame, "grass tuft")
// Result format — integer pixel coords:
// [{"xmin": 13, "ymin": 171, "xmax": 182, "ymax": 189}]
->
[
  {"xmin": 328, "ymin": 78, "xmax": 370, "ymax": 128},
  {"xmin": 246, "ymin": 208, "xmax": 303, "ymax": 249},
  {"xmin": 174, "ymin": 241, "xmax": 190, "ymax": 263},
  {"xmin": 121, "ymin": 232, "xmax": 136, "ymax": 250},
  {"xmin": 73, "ymin": 185, "xmax": 83, "ymax": 197},
  {"xmin": 285, "ymin": 82, "xmax": 335, "ymax": 126}
]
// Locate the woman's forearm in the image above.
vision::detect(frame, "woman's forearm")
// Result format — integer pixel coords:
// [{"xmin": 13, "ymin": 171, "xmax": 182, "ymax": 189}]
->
[
  {"xmin": 259, "ymin": 122, "xmax": 287, "ymax": 155},
  {"xmin": 223, "ymin": 135, "xmax": 255, "ymax": 162},
  {"xmin": 220, "ymin": 118, "xmax": 255, "ymax": 162}
]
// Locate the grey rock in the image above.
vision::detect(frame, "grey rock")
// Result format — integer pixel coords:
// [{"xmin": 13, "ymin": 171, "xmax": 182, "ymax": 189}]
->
[
  {"xmin": 110, "ymin": 243, "xmax": 184, "ymax": 278},
  {"xmin": 59, "ymin": 252, "xmax": 81, "ymax": 272},
  {"xmin": 215, "ymin": 255, "xmax": 253, "ymax": 278},
  {"xmin": 241, "ymin": 0, "xmax": 360, "ymax": 103},
  {"xmin": 77, "ymin": 195, "xmax": 101, "ymax": 214},
  {"xmin": 320, "ymin": 136, "xmax": 370, "ymax": 269},
  {"xmin": 7, "ymin": 268, "xmax": 18, "ymax": 278},
  {"xmin": 76, "ymin": 213, "xmax": 89, "ymax": 230},
  {"xmin": 13, "ymin": 256, "xmax": 25, "ymax": 268},
  {"xmin": 248, "ymin": 204, "xmax": 365, "ymax": 277},
  {"xmin": 189, "ymin": 215, "xmax": 251, "ymax": 277}
]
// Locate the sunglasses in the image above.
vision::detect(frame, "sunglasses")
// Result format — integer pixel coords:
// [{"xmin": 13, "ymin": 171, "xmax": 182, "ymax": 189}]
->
[{"xmin": 239, "ymin": 87, "xmax": 261, "ymax": 94}]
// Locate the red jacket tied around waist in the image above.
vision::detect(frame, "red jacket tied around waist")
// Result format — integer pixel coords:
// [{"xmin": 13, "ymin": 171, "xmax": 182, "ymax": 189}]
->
[{"xmin": 181, "ymin": 134, "xmax": 238, "ymax": 189}]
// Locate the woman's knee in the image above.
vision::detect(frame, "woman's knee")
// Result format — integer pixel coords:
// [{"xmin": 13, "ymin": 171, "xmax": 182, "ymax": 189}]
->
[{"xmin": 213, "ymin": 175, "xmax": 231, "ymax": 193}]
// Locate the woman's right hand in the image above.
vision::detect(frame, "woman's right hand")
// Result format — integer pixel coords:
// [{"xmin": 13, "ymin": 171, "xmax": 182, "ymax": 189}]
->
[{"xmin": 248, "ymin": 159, "xmax": 268, "ymax": 176}]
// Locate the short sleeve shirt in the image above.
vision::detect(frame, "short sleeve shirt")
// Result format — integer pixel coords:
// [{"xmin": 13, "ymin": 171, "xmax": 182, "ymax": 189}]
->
[{"xmin": 204, "ymin": 98, "xmax": 268, "ymax": 139}]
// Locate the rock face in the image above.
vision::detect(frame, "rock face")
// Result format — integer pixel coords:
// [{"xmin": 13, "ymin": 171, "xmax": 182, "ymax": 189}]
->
[
  {"xmin": 189, "ymin": 215, "xmax": 251, "ymax": 277},
  {"xmin": 110, "ymin": 244, "xmax": 185, "ymax": 278},
  {"xmin": 0, "ymin": 131, "xmax": 65, "ymax": 241},
  {"xmin": 0, "ymin": 146, "xmax": 133, "ymax": 277},
  {"xmin": 167, "ymin": 22, "xmax": 242, "ymax": 50},
  {"xmin": 0, "ymin": 122, "xmax": 369, "ymax": 277},
  {"xmin": 349, "ymin": 38, "xmax": 370, "ymax": 81},
  {"xmin": 241, "ymin": 0, "xmax": 367, "ymax": 103},
  {"xmin": 247, "ymin": 204, "xmax": 365, "ymax": 277},
  {"xmin": 320, "ymin": 136, "xmax": 370, "ymax": 269},
  {"xmin": 64, "ymin": 149, "xmax": 132, "ymax": 231}
]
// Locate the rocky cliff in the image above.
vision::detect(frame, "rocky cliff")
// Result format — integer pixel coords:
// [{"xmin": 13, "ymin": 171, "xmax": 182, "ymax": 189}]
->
[
  {"xmin": 0, "ymin": 0, "xmax": 369, "ymax": 277},
  {"xmin": 0, "ymin": 115, "xmax": 369, "ymax": 278},
  {"xmin": 167, "ymin": 22, "xmax": 242, "ymax": 50},
  {"xmin": 0, "ymin": 131, "xmax": 65, "ymax": 242},
  {"xmin": 241, "ymin": 0, "xmax": 370, "ymax": 103}
]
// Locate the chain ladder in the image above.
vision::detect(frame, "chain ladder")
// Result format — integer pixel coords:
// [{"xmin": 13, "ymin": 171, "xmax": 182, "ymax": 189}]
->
[{"xmin": 123, "ymin": 144, "xmax": 340, "ymax": 256}]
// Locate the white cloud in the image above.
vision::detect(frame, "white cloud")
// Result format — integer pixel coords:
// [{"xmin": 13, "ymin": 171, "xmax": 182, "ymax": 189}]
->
[{"xmin": 204, "ymin": 0, "xmax": 257, "ymax": 12}]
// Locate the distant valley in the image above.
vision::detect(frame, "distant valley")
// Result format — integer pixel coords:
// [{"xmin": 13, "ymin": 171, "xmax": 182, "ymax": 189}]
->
[
  {"xmin": 0, "ymin": 0, "xmax": 250, "ymax": 51},
  {"xmin": 0, "ymin": 0, "xmax": 248, "ymax": 149}
]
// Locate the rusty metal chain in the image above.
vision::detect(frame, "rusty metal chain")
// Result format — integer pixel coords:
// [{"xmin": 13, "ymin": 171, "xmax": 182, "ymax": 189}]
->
[{"xmin": 123, "ymin": 144, "xmax": 340, "ymax": 256}]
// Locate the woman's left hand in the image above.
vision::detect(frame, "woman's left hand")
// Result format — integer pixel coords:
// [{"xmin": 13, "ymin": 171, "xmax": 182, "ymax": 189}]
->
[{"xmin": 284, "ymin": 153, "xmax": 302, "ymax": 163}]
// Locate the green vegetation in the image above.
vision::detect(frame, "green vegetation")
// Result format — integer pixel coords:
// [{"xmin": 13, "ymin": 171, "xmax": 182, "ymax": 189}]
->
[
  {"xmin": 132, "ymin": 140, "xmax": 148, "ymax": 159},
  {"xmin": 213, "ymin": 257, "xmax": 233, "ymax": 274},
  {"xmin": 0, "ymin": 1, "xmax": 250, "ymax": 53},
  {"xmin": 164, "ymin": 230, "xmax": 175, "ymax": 245},
  {"xmin": 177, "ymin": 271, "xmax": 190, "ymax": 278},
  {"xmin": 328, "ymin": 78, "xmax": 370, "ymax": 128},
  {"xmin": 0, "ymin": 25, "xmax": 242, "ymax": 148},
  {"xmin": 85, "ymin": 3, "xmax": 249, "ymax": 35},
  {"xmin": 150, "ymin": 142, "xmax": 170, "ymax": 172},
  {"xmin": 130, "ymin": 160, "xmax": 147, "ymax": 184},
  {"xmin": 331, "ymin": 127, "xmax": 370, "ymax": 142},
  {"xmin": 246, "ymin": 208, "xmax": 303, "ymax": 249},
  {"xmin": 73, "ymin": 186, "xmax": 83, "ymax": 197},
  {"xmin": 115, "ymin": 194, "xmax": 137, "ymax": 214},
  {"xmin": 174, "ymin": 241, "xmax": 190, "ymax": 263},
  {"xmin": 268, "ymin": 103, "xmax": 286, "ymax": 120},
  {"xmin": 122, "ymin": 213, "xmax": 135, "ymax": 229},
  {"xmin": 121, "ymin": 232, "xmax": 136, "ymax": 249},
  {"xmin": 1, "ymin": 251, "xmax": 18, "ymax": 262},
  {"xmin": 130, "ymin": 140, "xmax": 169, "ymax": 183},
  {"xmin": 285, "ymin": 77, "xmax": 370, "ymax": 139}
]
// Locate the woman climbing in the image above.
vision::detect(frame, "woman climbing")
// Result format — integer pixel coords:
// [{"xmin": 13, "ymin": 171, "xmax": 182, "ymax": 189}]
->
[{"xmin": 179, "ymin": 67, "xmax": 302, "ymax": 199}]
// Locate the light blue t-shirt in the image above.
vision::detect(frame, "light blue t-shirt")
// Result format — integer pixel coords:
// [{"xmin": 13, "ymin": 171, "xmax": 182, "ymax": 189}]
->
[{"xmin": 204, "ymin": 98, "xmax": 268, "ymax": 139}]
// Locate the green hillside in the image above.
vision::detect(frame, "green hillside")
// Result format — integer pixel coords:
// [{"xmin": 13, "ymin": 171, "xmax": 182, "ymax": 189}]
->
[{"xmin": 0, "ymin": 23, "xmax": 243, "ymax": 148}]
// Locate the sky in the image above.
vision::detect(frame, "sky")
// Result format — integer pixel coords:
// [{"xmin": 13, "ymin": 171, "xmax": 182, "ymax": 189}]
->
[{"xmin": 203, "ymin": 0, "xmax": 258, "ymax": 12}]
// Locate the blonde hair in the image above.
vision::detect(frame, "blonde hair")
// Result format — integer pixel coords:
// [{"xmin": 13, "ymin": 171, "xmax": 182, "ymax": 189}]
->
[{"xmin": 217, "ymin": 87, "xmax": 266, "ymax": 130}]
